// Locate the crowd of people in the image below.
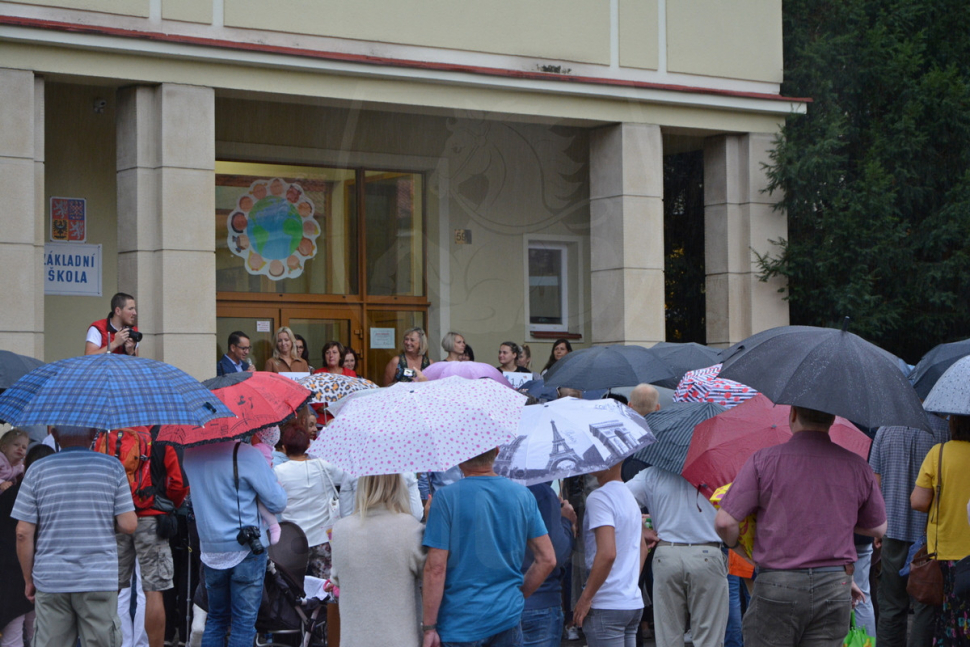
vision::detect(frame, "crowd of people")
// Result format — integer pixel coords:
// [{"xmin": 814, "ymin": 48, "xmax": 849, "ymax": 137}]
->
[
  {"xmin": 218, "ymin": 322, "xmax": 576, "ymax": 391},
  {"xmin": 0, "ymin": 292, "xmax": 967, "ymax": 647}
]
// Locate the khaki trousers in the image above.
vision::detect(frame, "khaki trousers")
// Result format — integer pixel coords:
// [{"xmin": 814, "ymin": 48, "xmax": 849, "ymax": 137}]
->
[
  {"xmin": 33, "ymin": 590, "xmax": 121, "ymax": 647},
  {"xmin": 652, "ymin": 544, "xmax": 729, "ymax": 647}
]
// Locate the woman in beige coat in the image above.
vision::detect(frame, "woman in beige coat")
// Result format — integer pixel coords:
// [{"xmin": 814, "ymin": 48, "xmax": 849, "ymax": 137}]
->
[{"xmin": 329, "ymin": 474, "xmax": 426, "ymax": 647}]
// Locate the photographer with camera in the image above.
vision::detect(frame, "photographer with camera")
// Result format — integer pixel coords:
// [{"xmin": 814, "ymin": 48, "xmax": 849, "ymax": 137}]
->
[
  {"xmin": 182, "ymin": 440, "xmax": 285, "ymax": 647},
  {"xmin": 84, "ymin": 292, "xmax": 141, "ymax": 356}
]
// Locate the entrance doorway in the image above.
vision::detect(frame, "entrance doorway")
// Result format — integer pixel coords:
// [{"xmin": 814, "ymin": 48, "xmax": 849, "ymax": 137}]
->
[
  {"xmin": 213, "ymin": 159, "xmax": 429, "ymax": 383},
  {"xmin": 216, "ymin": 302, "xmax": 426, "ymax": 384},
  {"xmin": 216, "ymin": 304, "xmax": 362, "ymax": 376}
]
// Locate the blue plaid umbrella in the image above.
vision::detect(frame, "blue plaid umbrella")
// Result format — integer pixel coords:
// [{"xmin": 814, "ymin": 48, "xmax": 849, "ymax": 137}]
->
[{"xmin": 0, "ymin": 354, "xmax": 235, "ymax": 429}]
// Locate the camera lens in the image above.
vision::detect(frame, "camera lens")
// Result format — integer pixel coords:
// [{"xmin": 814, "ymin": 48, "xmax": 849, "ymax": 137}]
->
[{"xmin": 129, "ymin": 330, "xmax": 143, "ymax": 343}]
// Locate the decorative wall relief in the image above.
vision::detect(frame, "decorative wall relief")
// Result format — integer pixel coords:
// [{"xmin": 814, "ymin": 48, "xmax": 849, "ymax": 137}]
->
[{"xmin": 228, "ymin": 178, "xmax": 321, "ymax": 280}]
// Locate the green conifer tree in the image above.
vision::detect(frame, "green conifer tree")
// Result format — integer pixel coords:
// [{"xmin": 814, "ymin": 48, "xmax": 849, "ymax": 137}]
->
[{"xmin": 760, "ymin": 0, "xmax": 970, "ymax": 361}]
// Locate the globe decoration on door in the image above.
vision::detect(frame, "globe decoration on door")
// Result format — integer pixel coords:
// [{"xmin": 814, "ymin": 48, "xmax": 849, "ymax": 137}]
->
[{"xmin": 228, "ymin": 178, "xmax": 321, "ymax": 280}]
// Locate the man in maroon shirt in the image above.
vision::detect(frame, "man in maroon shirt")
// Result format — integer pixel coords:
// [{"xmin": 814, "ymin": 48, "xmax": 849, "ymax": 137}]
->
[{"xmin": 714, "ymin": 406, "xmax": 887, "ymax": 647}]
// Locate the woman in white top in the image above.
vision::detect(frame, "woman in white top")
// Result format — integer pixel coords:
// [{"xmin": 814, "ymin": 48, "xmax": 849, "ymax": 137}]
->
[
  {"xmin": 273, "ymin": 422, "xmax": 344, "ymax": 579},
  {"xmin": 330, "ymin": 474, "xmax": 426, "ymax": 647}
]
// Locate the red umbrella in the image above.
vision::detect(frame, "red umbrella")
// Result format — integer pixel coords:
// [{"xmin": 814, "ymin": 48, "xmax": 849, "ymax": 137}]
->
[
  {"xmin": 156, "ymin": 372, "xmax": 312, "ymax": 446},
  {"xmin": 681, "ymin": 393, "xmax": 871, "ymax": 498}
]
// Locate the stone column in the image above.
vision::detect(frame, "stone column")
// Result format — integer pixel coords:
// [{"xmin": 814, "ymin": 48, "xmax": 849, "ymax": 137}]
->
[
  {"xmin": 703, "ymin": 133, "xmax": 788, "ymax": 348},
  {"xmin": 589, "ymin": 123, "xmax": 665, "ymax": 346},
  {"xmin": 116, "ymin": 84, "xmax": 216, "ymax": 379},
  {"xmin": 0, "ymin": 70, "xmax": 45, "ymax": 357}
]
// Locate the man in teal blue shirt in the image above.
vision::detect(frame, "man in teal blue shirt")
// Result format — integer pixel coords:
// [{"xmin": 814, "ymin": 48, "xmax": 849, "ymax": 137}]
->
[{"xmin": 422, "ymin": 447, "xmax": 556, "ymax": 647}]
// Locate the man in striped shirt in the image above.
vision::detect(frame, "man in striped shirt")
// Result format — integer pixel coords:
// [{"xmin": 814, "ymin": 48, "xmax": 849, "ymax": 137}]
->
[{"xmin": 13, "ymin": 426, "xmax": 137, "ymax": 647}]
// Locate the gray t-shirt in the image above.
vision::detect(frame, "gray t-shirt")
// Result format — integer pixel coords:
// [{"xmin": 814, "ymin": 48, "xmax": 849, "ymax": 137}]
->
[
  {"xmin": 12, "ymin": 447, "xmax": 134, "ymax": 593},
  {"xmin": 626, "ymin": 466, "xmax": 721, "ymax": 544}
]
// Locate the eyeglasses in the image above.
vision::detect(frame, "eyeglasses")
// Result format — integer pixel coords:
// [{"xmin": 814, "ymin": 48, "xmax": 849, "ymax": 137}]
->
[{"xmin": 235, "ymin": 345, "xmax": 251, "ymax": 352}]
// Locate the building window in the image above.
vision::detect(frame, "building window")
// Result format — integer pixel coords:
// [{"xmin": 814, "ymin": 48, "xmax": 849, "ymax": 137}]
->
[{"xmin": 527, "ymin": 242, "xmax": 568, "ymax": 332}]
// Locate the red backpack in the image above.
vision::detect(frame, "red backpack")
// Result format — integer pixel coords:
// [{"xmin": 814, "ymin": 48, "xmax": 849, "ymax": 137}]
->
[{"xmin": 95, "ymin": 426, "xmax": 157, "ymax": 511}]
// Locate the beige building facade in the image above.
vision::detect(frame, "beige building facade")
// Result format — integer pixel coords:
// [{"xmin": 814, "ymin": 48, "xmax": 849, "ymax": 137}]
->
[{"xmin": 0, "ymin": 0, "xmax": 803, "ymax": 381}]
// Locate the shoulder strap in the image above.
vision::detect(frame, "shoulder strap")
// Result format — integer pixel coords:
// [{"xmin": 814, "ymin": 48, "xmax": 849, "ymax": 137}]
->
[
  {"xmin": 320, "ymin": 460, "xmax": 338, "ymax": 494},
  {"xmin": 932, "ymin": 442, "xmax": 944, "ymax": 555},
  {"xmin": 233, "ymin": 442, "xmax": 243, "ymax": 529}
]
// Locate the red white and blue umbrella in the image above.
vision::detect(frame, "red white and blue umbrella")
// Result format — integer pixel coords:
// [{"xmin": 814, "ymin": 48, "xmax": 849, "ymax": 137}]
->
[{"xmin": 673, "ymin": 363, "xmax": 758, "ymax": 409}]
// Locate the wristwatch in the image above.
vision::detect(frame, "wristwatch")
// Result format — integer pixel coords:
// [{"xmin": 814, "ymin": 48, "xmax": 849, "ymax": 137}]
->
[{"xmin": 422, "ymin": 624, "xmax": 437, "ymax": 633}]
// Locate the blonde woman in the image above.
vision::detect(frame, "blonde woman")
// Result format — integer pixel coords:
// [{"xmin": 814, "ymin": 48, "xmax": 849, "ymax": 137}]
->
[
  {"xmin": 440, "ymin": 332, "xmax": 466, "ymax": 362},
  {"xmin": 263, "ymin": 326, "xmax": 309, "ymax": 373},
  {"xmin": 330, "ymin": 474, "xmax": 426, "ymax": 647},
  {"xmin": 383, "ymin": 327, "xmax": 431, "ymax": 385}
]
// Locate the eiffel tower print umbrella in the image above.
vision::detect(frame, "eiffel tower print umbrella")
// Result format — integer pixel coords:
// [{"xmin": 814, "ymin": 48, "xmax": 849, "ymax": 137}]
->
[{"xmin": 493, "ymin": 397, "xmax": 657, "ymax": 486}]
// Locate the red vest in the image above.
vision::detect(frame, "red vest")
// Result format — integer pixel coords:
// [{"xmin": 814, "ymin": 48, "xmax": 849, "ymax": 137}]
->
[{"xmin": 90, "ymin": 319, "xmax": 139, "ymax": 354}]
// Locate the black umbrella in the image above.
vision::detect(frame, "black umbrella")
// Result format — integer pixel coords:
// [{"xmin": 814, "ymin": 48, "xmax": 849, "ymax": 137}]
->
[
  {"xmin": 646, "ymin": 342, "xmax": 722, "ymax": 389},
  {"xmin": 719, "ymin": 324, "xmax": 904, "ymax": 368},
  {"xmin": 542, "ymin": 345, "xmax": 675, "ymax": 392},
  {"xmin": 718, "ymin": 324, "xmax": 929, "ymax": 430},
  {"xmin": 909, "ymin": 338, "xmax": 970, "ymax": 399},
  {"xmin": 631, "ymin": 402, "xmax": 727, "ymax": 474},
  {"xmin": 0, "ymin": 350, "xmax": 44, "ymax": 390}
]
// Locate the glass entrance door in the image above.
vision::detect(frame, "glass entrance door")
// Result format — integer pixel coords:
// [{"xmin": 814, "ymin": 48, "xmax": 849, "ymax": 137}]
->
[
  {"xmin": 283, "ymin": 307, "xmax": 362, "ymax": 374},
  {"xmin": 216, "ymin": 304, "xmax": 363, "ymax": 377}
]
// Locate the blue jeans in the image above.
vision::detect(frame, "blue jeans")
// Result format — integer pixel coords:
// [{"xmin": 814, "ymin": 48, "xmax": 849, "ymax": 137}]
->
[
  {"xmin": 852, "ymin": 543, "xmax": 875, "ymax": 636},
  {"xmin": 442, "ymin": 624, "xmax": 523, "ymax": 647},
  {"xmin": 583, "ymin": 608, "xmax": 642, "ymax": 647},
  {"xmin": 725, "ymin": 574, "xmax": 751, "ymax": 647},
  {"xmin": 521, "ymin": 606, "xmax": 564, "ymax": 647},
  {"xmin": 201, "ymin": 551, "xmax": 267, "ymax": 647}
]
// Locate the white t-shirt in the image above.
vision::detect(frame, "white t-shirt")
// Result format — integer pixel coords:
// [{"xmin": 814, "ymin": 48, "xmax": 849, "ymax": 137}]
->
[
  {"xmin": 583, "ymin": 480, "xmax": 643, "ymax": 610},
  {"xmin": 86, "ymin": 325, "xmax": 139, "ymax": 352},
  {"xmin": 625, "ymin": 466, "xmax": 720, "ymax": 544}
]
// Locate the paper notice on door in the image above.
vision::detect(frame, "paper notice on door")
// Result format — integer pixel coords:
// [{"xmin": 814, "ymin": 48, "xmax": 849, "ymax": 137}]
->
[
  {"xmin": 370, "ymin": 328, "xmax": 396, "ymax": 349},
  {"xmin": 256, "ymin": 320, "xmax": 272, "ymax": 333}
]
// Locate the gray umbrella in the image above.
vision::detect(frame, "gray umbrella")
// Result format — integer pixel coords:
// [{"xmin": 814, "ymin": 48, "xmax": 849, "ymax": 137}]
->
[
  {"xmin": 718, "ymin": 324, "xmax": 930, "ymax": 430},
  {"xmin": 542, "ymin": 345, "xmax": 675, "ymax": 392},
  {"xmin": 922, "ymin": 355, "xmax": 970, "ymax": 416},
  {"xmin": 910, "ymin": 339, "xmax": 970, "ymax": 399},
  {"xmin": 646, "ymin": 342, "xmax": 723, "ymax": 389},
  {"xmin": 0, "ymin": 350, "xmax": 44, "ymax": 390}
]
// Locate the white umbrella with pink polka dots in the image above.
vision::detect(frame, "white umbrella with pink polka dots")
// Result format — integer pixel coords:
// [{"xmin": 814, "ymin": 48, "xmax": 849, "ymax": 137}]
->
[{"xmin": 307, "ymin": 376, "xmax": 527, "ymax": 476}]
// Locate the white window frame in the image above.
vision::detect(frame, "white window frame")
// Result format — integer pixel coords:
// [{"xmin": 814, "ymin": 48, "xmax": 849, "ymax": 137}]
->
[{"xmin": 524, "ymin": 239, "xmax": 570, "ymax": 333}]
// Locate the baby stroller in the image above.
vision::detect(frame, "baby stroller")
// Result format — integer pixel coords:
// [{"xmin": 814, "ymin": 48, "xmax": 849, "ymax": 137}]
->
[{"xmin": 255, "ymin": 521, "xmax": 329, "ymax": 647}]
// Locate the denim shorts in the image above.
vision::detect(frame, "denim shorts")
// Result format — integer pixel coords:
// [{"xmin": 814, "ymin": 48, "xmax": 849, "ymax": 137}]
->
[{"xmin": 583, "ymin": 607, "xmax": 642, "ymax": 647}]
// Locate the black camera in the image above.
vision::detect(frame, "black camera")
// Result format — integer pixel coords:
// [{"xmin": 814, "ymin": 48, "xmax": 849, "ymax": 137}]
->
[
  {"xmin": 126, "ymin": 328, "xmax": 143, "ymax": 343},
  {"xmin": 236, "ymin": 526, "xmax": 264, "ymax": 555}
]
